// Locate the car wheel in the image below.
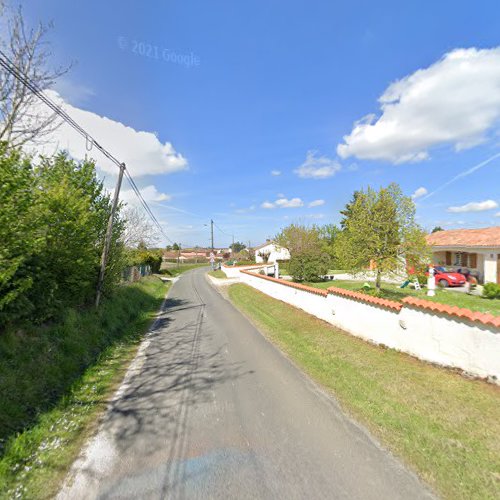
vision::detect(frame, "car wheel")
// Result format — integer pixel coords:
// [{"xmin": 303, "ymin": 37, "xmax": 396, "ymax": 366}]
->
[{"xmin": 439, "ymin": 279, "xmax": 449, "ymax": 288}]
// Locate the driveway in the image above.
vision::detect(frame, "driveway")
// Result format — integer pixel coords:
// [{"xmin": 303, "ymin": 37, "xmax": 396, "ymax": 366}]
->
[{"xmin": 58, "ymin": 267, "xmax": 433, "ymax": 499}]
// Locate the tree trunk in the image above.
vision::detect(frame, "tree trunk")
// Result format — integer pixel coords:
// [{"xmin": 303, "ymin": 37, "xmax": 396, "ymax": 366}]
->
[{"xmin": 375, "ymin": 269, "xmax": 382, "ymax": 292}]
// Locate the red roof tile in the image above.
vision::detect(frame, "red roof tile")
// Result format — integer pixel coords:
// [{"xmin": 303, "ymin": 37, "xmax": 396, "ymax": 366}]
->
[
  {"xmin": 426, "ymin": 226, "xmax": 500, "ymax": 247},
  {"xmin": 401, "ymin": 296, "xmax": 500, "ymax": 328},
  {"xmin": 327, "ymin": 286, "xmax": 402, "ymax": 311}
]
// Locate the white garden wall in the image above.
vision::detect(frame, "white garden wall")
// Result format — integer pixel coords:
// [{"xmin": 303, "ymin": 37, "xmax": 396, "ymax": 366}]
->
[{"xmin": 227, "ymin": 267, "xmax": 500, "ymax": 383}]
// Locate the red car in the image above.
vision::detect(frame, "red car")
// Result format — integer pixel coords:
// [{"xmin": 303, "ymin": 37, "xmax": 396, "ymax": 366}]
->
[{"xmin": 432, "ymin": 266, "xmax": 466, "ymax": 287}]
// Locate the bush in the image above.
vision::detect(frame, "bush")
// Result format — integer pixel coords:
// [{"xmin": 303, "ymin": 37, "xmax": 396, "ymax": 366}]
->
[
  {"xmin": 0, "ymin": 149, "xmax": 124, "ymax": 328},
  {"xmin": 289, "ymin": 252, "xmax": 329, "ymax": 282},
  {"xmin": 483, "ymin": 282, "xmax": 500, "ymax": 299}
]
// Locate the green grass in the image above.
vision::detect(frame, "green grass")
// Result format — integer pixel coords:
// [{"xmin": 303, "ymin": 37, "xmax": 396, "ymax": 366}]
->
[
  {"xmin": 0, "ymin": 276, "xmax": 169, "ymax": 499},
  {"xmin": 208, "ymin": 270, "xmax": 227, "ymax": 279},
  {"xmin": 228, "ymin": 283, "xmax": 500, "ymax": 500},
  {"xmin": 161, "ymin": 263, "xmax": 208, "ymax": 277},
  {"xmin": 305, "ymin": 279, "xmax": 500, "ymax": 316}
]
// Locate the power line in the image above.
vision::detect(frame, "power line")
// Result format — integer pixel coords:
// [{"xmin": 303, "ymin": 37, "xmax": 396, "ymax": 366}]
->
[{"xmin": 0, "ymin": 48, "xmax": 175, "ymax": 246}]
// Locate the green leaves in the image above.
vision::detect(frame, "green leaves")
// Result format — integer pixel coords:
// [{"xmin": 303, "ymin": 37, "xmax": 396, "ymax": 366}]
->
[
  {"xmin": 336, "ymin": 183, "xmax": 429, "ymax": 290},
  {"xmin": 0, "ymin": 148, "xmax": 125, "ymax": 328}
]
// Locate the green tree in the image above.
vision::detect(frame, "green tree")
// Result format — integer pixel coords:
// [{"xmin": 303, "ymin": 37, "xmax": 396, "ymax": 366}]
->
[
  {"xmin": 337, "ymin": 183, "xmax": 429, "ymax": 292},
  {"xmin": 29, "ymin": 153, "xmax": 123, "ymax": 320},
  {"xmin": 319, "ymin": 224, "xmax": 341, "ymax": 268},
  {"xmin": 0, "ymin": 146, "xmax": 41, "ymax": 324},
  {"xmin": 172, "ymin": 243, "xmax": 180, "ymax": 251},
  {"xmin": 431, "ymin": 226, "xmax": 444, "ymax": 233},
  {"xmin": 0, "ymin": 148, "xmax": 125, "ymax": 328},
  {"xmin": 276, "ymin": 224, "xmax": 329, "ymax": 282},
  {"xmin": 230, "ymin": 241, "xmax": 246, "ymax": 253}
]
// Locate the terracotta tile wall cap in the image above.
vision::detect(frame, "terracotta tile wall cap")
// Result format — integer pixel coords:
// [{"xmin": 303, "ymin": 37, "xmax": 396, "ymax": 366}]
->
[
  {"xmin": 327, "ymin": 286, "xmax": 402, "ymax": 311},
  {"xmin": 241, "ymin": 270, "xmax": 328, "ymax": 297},
  {"xmin": 401, "ymin": 296, "xmax": 500, "ymax": 328}
]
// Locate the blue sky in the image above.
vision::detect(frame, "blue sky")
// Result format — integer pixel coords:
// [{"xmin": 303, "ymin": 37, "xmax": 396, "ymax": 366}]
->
[{"xmin": 22, "ymin": 0, "xmax": 500, "ymax": 248}]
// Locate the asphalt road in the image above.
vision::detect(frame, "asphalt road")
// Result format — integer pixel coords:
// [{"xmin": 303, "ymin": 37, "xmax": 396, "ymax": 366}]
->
[{"xmin": 59, "ymin": 268, "xmax": 433, "ymax": 500}]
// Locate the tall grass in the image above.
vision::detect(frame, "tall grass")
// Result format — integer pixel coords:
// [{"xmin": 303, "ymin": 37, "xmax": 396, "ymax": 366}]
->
[{"xmin": 0, "ymin": 276, "xmax": 167, "ymax": 498}]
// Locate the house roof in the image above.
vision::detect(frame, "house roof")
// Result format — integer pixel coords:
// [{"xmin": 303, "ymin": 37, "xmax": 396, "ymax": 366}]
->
[
  {"xmin": 254, "ymin": 241, "xmax": 276, "ymax": 251},
  {"xmin": 426, "ymin": 226, "xmax": 500, "ymax": 248}
]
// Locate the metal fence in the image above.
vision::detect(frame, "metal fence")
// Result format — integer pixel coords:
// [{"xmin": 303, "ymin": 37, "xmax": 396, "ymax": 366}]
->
[{"xmin": 122, "ymin": 264, "xmax": 152, "ymax": 283}]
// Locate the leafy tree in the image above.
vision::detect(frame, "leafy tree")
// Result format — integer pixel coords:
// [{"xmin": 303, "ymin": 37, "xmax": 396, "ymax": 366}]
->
[
  {"xmin": 336, "ymin": 183, "xmax": 429, "ymax": 292},
  {"xmin": 339, "ymin": 190, "xmax": 361, "ymax": 229},
  {"xmin": 29, "ymin": 153, "xmax": 123, "ymax": 320},
  {"xmin": 431, "ymin": 226, "xmax": 444, "ymax": 233},
  {"xmin": 172, "ymin": 243, "xmax": 180, "ymax": 251},
  {"xmin": 276, "ymin": 224, "xmax": 329, "ymax": 282},
  {"xmin": 0, "ymin": 149, "xmax": 124, "ymax": 327},
  {"xmin": 0, "ymin": 145, "xmax": 40, "ymax": 324},
  {"xmin": 319, "ymin": 224, "xmax": 341, "ymax": 268},
  {"xmin": 230, "ymin": 241, "xmax": 246, "ymax": 253}
]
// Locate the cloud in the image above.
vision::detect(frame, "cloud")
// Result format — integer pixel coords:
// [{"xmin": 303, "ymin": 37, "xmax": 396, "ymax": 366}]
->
[
  {"xmin": 294, "ymin": 151, "xmax": 341, "ymax": 179},
  {"xmin": 411, "ymin": 187, "xmax": 428, "ymax": 199},
  {"xmin": 54, "ymin": 78, "xmax": 96, "ymax": 105},
  {"xmin": 271, "ymin": 170, "xmax": 282, "ymax": 176},
  {"xmin": 261, "ymin": 197, "xmax": 304, "ymax": 209},
  {"xmin": 25, "ymin": 90, "xmax": 188, "ymax": 177},
  {"xmin": 337, "ymin": 47, "xmax": 500, "ymax": 163},
  {"xmin": 447, "ymin": 199, "xmax": 498, "ymax": 213},
  {"xmin": 308, "ymin": 199, "xmax": 325, "ymax": 207},
  {"xmin": 120, "ymin": 185, "xmax": 172, "ymax": 205},
  {"xmin": 496, "ymin": 212, "xmax": 500, "ymax": 217}
]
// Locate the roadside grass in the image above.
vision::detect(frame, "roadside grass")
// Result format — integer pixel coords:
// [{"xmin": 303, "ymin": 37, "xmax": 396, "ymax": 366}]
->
[
  {"xmin": 306, "ymin": 279, "xmax": 500, "ymax": 316},
  {"xmin": 208, "ymin": 270, "xmax": 227, "ymax": 279},
  {"xmin": 228, "ymin": 283, "xmax": 500, "ymax": 500},
  {"xmin": 161, "ymin": 263, "xmax": 208, "ymax": 277},
  {"xmin": 0, "ymin": 276, "xmax": 168, "ymax": 499}
]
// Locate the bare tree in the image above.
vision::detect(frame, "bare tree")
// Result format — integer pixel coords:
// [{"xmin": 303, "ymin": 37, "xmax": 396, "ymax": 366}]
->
[
  {"xmin": 0, "ymin": 2, "xmax": 69, "ymax": 148},
  {"xmin": 121, "ymin": 206, "xmax": 159, "ymax": 249}
]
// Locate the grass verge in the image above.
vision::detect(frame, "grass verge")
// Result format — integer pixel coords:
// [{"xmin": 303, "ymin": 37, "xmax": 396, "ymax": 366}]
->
[
  {"xmin": 0, "ymin": 276, "xmax": 168, "ymax": 499},
  {"xmin": 161, "ymin": 263, "xmax": 208, "ymax": 277},
  {"xmin": 208, "ymin": 270, "xmax": 227, "ymax": 279},
  {"xmin": 306, "ymin": 279, "xmax": 500, "ymax": 316},
  {"xmin": 228, "ymin": 283, "xmax": 500, "ymax": 500}
]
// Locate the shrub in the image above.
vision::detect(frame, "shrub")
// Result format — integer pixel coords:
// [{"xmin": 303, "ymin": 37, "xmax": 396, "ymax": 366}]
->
[
  {"xmin": 288, "ymin": 252, "xmax": 329, "ymax": 282},
  {"xmin": 483, "ymin": 282, "xmax": 500, "ymax": 299},
  {"xmin": 0, "ymin": 149, "xmax": 124, "ymax": 329}
]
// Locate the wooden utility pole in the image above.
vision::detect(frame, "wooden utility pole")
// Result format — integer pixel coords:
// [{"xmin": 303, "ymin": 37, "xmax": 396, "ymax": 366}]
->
[
  {"xmin": 211, "ymin": 219, "xmax": 214, "ymax": 251},
  {"xmin": 95, "ymin": 163, "xmax": 125, "ymax": 307}
]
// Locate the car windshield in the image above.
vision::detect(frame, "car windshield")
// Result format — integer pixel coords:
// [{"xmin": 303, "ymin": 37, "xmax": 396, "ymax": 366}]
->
[{"xmin": 435, "ymin": 266, "xmax": 448, "ymax": 273}]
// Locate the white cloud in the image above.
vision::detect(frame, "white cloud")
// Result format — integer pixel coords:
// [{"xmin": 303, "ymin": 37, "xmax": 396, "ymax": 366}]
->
[
  {"xmin": 261, "ymin": 197, "xmax": 304, "ymax": 209},
  {"xmin": 120, "ymin": 185, "xmax": 172, "ymax": 205},
  {"xmin": 411, "ymin": 187, "xmax": 428, "ymax": 199},
  {"xmin": 447, "ymin": 199, "xmax": 498, "ymax": 213},
  {"xmin": 495, "ymin": 212, "xmax": 500, "ymax": 217},
  {"xmin": 271, "ymin": 170, "xmax": 282, "ymax": 176},
  {"xmin": 308, "ymin": 199, "xmax": 325, "ymax": 207},
  {"xmin": 25, "ymin": 90, "xmax": 188, "ymax": 177},
  {"xmin": 294, "ymin": 151, "xmax": 341, "ymax": 179},
  {"xmin": 261, "ymin": 201, "xmax": 276, "ymax": 209},
  {"xmin": 54, "ymin": 78, "xmax": 96, "ymax": 105},
  {"xmin": 337, "ymin": 47, "xmax": 500, "ymax": 163}
]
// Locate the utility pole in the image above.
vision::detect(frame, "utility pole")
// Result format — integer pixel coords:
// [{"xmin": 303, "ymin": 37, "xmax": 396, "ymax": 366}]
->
[
  {"xmin": 95, "ymin": 163, "xmax": 125, "ymax": 307},
  {"xmin": 211, "ymin": 219, "xmax": 214, "ymax": 251}
]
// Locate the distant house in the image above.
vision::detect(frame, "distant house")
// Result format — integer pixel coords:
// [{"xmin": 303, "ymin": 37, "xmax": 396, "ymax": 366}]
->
[
  {"xmin": 426, "ymin": 226, "xmax": 500, "ymax": 284},
  {"xmin": 254, "ymin": 241, "xmax": 290, "ymax": 264}
]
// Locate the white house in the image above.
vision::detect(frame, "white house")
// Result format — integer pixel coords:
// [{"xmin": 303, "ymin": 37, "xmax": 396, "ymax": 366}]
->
[
  {"xmin": 254, "ymin": 241, "xmax": 291, "ymax": 264},
  {"xmin": 427, "ymin": 226, "xmax": 500, "ymax": 284}
]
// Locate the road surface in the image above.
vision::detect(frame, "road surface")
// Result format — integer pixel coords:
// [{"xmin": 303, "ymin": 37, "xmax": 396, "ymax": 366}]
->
[{"xmin": 59, "ymin": 268, "xmax": 433, "ymax": 499}]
